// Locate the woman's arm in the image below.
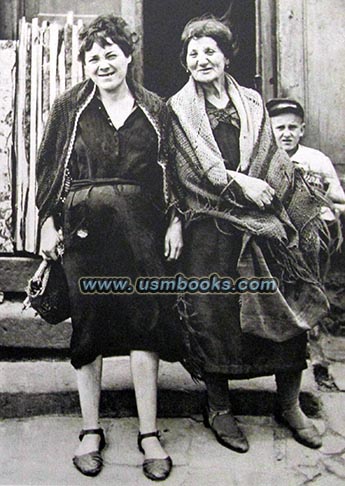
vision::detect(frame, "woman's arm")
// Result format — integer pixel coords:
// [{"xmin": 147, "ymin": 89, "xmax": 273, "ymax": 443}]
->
[
  {"xmin": 39, "ymin": 215, "xmax": 62, "ymax": 260},
  {"xmin": 164, "ymin": 210, "xmax": 183, "ymax": 261},
  {"xmin": 161, "ymin": 104, "xmax": 184, "ymax": 260},
  {"xmin": 227, "ymin": 170, "xmax": 275, "ymax": 209}
]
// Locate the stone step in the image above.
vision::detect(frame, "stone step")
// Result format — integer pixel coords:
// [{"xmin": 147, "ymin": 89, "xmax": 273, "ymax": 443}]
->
[
  {"xmin": 0, "ymin": 257, "xmax": 39, "ymax": 293},
  {"xmin": 0, "ymin": 299, "xmax": 322, "ymax": 419},
  {"xmin": 0, "ymin": 357, "xmax": 321, "ymax": 419},
  {"xmin": 0, "ymin": 299, "xmax": 71, "ymax": 349}
]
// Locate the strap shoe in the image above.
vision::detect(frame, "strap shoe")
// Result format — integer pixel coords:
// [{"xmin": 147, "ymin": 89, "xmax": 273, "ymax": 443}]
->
[
  {"xmin": 72, "ymin": 428, "xmax": 106, "ymax": 477},
  {"xmin": 137, "ymin": 431, "xmax": 173, "ymax": 481}
]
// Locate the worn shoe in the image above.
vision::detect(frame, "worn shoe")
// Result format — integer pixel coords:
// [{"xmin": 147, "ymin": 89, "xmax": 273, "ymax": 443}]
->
[
  {"xmin": 274, "ymin": 407, "xmax": 322, "ymax": 449},
  {"xmin": 203, "ymin": 406, "xmax": 249, "ymax": 453},
  {"xmin": 137, "ymin": 431, "xmax": 173, "ymax": 481},
  {"xmin": 72, "ymin": 428, "xmax": 106, "ymax": 477}
]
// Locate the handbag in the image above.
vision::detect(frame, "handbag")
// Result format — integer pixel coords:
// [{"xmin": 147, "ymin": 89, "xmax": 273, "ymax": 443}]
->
[{"xmin": 24, "ymin": 258, "xmax": 70, "ymax": 325}]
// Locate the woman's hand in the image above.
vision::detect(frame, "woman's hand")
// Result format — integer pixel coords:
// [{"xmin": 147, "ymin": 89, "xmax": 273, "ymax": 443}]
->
[
  {"xmin": 164, "ymin": 217, "xmax": 183, "ymax": 261},
  {"xmin": 40, "ymin": 216, "xmax": 62, "ymax": 261},
  {"xmin": 230, "ymin": 171, "xmax": 275, "ymax": 210}
]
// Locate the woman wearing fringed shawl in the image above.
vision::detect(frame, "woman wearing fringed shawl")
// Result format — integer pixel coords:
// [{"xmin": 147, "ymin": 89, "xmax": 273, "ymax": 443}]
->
[{"xmin": 168, "ymin": 17, "xmax": 329, "ymax": 453}]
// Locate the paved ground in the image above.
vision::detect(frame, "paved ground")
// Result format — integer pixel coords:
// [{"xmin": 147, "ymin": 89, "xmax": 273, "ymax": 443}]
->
[
  {"xmin": 1, "ymin": 331, "xmax": 345, "ymax": 485},
  {"xmin": 0, "ymin": 407, "xmax": 345, "ymax": 486},
  {"xmin": 1, "ymin": 358, "xmax": 345, "ymax": 485}
]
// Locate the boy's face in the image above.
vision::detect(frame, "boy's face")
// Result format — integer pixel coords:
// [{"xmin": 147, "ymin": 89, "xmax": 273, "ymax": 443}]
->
[{"xmin": 270, "ymin": 112, "xmax": 305, "ymax": 156}]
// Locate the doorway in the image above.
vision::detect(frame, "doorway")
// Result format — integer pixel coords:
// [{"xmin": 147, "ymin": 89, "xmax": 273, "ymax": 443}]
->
[{"xmin": 143, "ymin": 0, "xmax": 256, "ymax": 98}]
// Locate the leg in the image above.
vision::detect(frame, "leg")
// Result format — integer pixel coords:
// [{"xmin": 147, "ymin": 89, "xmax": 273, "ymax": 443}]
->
[
  {"xmin": 131, "ymin": 350, "xmax": 172, "ymax": 481},
  {"xmin": 75, "ymin": 355, "xmax": 103, "ymax": 456},
  {"xmin": 205, "ymin": 373, "xmax": 231, "ymax": 411},
  {"xmin": 130, "ymin": 350, "xmax": 168, "ymax": 459},
  {"xmin": 276, "ymin": 370, "xmax": 303, "ymax": 412},
  {"xmin": 203, "ymin": 373, "xmax": 249, "ymax": 453},
  {"xmin": 275, "ymin": 370, "xmax": 322, "ymax": 448}
]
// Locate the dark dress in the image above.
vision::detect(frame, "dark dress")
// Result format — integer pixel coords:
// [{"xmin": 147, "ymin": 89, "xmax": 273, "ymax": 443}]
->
[
  {"xmin": 63, "ymin": 97, "xmax": 180, "ymax": 369},
  {"xmin": 181, "ymin": 101, "xmax": 307, "ymax": 380}
]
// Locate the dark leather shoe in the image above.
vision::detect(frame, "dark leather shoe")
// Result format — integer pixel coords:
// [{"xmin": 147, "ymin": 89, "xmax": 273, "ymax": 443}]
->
[
  {"xmin": 203, "ymin": 406, "xmax": 249, "ymax": 453},
  {"xmin": 274, "ymin": 408, "xmax": 322, "ymax": 449},
  {"xmin": 138, "ymin": 431, "xmax": 173, "ymax": 481},
  {"xmin": 73, "ymin": 428, "xmax": 106, "ymax": 477}
]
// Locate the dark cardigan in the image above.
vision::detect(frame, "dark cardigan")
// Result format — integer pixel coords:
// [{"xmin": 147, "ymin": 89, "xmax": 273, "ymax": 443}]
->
[{"xmin": 36, "ymin": 78, "xmax": 173, "ymax": 227}]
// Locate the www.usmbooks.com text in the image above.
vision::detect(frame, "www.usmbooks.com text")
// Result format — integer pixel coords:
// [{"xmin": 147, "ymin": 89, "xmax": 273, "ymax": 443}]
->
[{"xmin": 79, "ymin": 273, "xmax": 278, "ymax": 294}]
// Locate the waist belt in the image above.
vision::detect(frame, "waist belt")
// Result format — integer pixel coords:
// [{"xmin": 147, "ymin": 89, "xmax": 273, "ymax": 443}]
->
[{"xmin": 70, "ymin": 178, "xmax": 142, "ymax": 193}]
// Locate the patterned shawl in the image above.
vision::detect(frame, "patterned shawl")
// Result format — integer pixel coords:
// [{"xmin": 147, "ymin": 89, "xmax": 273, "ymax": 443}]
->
[{"xmin": 168, "ymin": 74, "xmax": 329, "ymax": 343}]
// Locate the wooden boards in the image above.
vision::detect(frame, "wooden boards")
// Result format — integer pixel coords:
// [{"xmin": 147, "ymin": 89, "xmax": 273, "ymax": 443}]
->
[{"xmin": 14, "ymin": 14, "xmax": 84, "ymax": 253}]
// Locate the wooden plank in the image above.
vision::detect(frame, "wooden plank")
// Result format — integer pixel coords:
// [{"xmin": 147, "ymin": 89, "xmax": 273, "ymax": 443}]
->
[
  {"xmin": 302, "ymin": 0, "xmax": 345, "ymax": 179},
  {"xmin": 255, "ymin": 0, "xmax": 276, "ymax": 100},
  {"xmin": 121, "ymin": 0, "xmax": 137, "ymax": 30},
  {"xmin": 134, "ymin": 0, "xmax": 144, "ymax": 84},
  {"xmin": 64, "ymin": 11, "xmax": 73, "ymax": 90},
  {"xmin": 57, "ymin": 37, "xmax": 66, "ymax": 95},
  {"xmin": 0, "ymin": 41, "xmax": 17, "ymax": 254},
  {"xmin": 49, "ymin": 22, "xmax": 59, "ymax": 106},
  {"xmin": 0, "ymin": 0, "xmax": 22, "ymax": 40},
  {"xmin": 71, "ymin": 21, "xmax": 79, "ymax": 86},
  {"xmin": 15, "ymin": 19, "xmax": 31, "ymax": 252},
  {"xmin": 25, "ymin": 17, "xmax": 39, "ymax": 254},
  {"xmin": 15, "ymin": 18, "xmax": 26, "ymax": 251},
  {"xmin": 36, "ymin": 21, "xmax": 46, "ymax": 147},
  {"xmin": 42, "ymin": 21, "xmax": 50, "ymax": 124},
  {"xmin": 76, "ymin": 19, "xmax": 84, "ymax": 82},
  {"xmin": 275, "ymin": 0, "xmax": 305, "ymax": 102}
]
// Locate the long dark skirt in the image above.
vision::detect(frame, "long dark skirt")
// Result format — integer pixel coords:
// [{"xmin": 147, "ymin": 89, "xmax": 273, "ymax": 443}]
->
[
  {"xmin": 181, "ymin": 217, "xmax": 307, "ymax": 380},
  {"xmin": 62, "ymin": 184, "xmax": 182, "ymax": 369}
]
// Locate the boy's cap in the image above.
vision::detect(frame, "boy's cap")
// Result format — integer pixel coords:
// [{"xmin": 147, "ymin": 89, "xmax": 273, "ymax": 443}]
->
[{"xmin": 266, "ymin": 98, "xmax": 304, "ymax": 119}]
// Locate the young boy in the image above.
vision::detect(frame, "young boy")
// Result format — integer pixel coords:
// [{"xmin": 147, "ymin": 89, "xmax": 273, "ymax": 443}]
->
[{"xmin": 267, "ymin": 98, "xmax": 345, "ymax": 222}]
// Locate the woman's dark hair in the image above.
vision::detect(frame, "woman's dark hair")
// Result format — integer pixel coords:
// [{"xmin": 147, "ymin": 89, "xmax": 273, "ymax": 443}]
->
[
  {"xmin": 78, "ymin": 14, "xmax": 138, "ymax": 64},
  {"xmin": 180, "ymin": 16, "xmax": 235, "ymax": 69}
]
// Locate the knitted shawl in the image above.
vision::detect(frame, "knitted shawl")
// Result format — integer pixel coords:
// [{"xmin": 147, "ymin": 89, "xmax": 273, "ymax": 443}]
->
[
  {"xmin": 36, "ymin": 78, "xmax": 171, "ymax": 228},
  {"xmin": 168, "ymin": 75, "xmax": 329, "ymax": 343}
]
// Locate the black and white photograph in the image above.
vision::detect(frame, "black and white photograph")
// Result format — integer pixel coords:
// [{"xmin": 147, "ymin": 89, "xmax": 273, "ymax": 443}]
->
[{"xmin": 1, "ymin": 1, "xmax": 345, "ymax": 485}]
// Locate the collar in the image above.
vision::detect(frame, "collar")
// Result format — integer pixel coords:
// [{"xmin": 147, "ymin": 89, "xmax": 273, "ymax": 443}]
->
[{"xmin": 74, "ymin": 78, "xmax": 161, "ymax": 118}]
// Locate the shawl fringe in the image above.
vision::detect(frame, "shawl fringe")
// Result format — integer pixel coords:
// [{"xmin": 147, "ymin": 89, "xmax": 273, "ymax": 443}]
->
[{"xmin": 168, "ymin": 75, "xmax": 327, "ymax": 287}]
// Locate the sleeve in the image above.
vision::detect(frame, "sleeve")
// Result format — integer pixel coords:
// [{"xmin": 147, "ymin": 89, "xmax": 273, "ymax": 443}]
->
[
  {"xmin": 36, "ymin": 96, "xmax": 66, "ymax": 227},
  {"xmin": 321, "ymin": 155, "xmax": 345, "ymax": 203}
]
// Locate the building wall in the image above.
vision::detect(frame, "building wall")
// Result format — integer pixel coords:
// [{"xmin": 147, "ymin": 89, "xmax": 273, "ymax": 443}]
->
[
  {"xmin": 1, "ymin": 0, "xmax": 344, "ymax": 177},
  {"xmin": 25, "ymin": 0, "xmax": 120, "ymax": 18},
  {"xmin": 275, "ymin": 0, "xmax": 345, "ymax": 179},
  {"xmin": 0, "ymin": 0, "xmax": 141, "ymax": 41}
]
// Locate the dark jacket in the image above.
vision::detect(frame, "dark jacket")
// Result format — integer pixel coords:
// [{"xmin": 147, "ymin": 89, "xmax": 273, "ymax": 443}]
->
[{"xmin": 36, "ymin": 78, "xmax": 172, "ymax": 226}]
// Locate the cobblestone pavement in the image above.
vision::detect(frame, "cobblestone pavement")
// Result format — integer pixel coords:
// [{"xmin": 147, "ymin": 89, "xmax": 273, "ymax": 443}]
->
[{"xmin": 1, "ymin": 396, "xmax": 345, "ymax": 486}]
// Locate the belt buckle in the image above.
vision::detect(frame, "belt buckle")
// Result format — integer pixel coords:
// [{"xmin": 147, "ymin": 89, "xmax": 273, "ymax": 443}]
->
[{"xmin": 117, "ymin": 184, "xmax": 139, "ymax": 193}]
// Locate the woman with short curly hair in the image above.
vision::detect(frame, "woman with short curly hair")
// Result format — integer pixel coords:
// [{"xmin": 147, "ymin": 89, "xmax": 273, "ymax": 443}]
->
[{"xmin": 36, "ymin": 14, "xmax": 183, "ymax": 480}]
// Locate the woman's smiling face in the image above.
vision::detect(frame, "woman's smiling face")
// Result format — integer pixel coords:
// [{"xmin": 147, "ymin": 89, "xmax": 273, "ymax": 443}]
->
[
  {"xmin": 186, "ymin": 36, "xmax": 228, "ymax": 85},
  {"xmin": 84, "ymin": 40, "xmax": 132, "ymax": 94}
]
